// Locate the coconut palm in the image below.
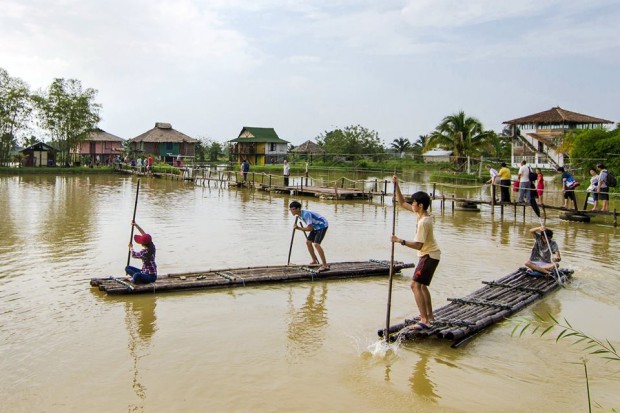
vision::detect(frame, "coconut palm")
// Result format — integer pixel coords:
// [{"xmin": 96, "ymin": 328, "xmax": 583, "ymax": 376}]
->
[
  {"xmin": 390, "ymin": 137, "xmax": 411, "ymax": 154},
  {"xmin": 411, "ymin": 134, "xmax": 431, "ymax": 155},
  {"xmin": 427, "ymin": 111, "xmax": 498, "ymax": 165}
]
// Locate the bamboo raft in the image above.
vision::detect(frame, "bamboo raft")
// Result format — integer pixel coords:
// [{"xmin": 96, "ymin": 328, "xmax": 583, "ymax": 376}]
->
[
  {"xmin": 91, "ymin": 260, "xmax": 414, "ymax": 295},
  {"xmin": 378, "ymin": 267, "xmax": 573, "ymax": 347}
]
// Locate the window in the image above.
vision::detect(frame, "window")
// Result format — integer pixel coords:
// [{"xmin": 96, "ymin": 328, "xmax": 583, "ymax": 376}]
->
[{"xmin": 270, "ymin": 143, "xmax": 276, "ymax": 151}]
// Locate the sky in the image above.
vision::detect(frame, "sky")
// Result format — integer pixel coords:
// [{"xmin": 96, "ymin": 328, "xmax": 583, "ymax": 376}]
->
[{"xmin": 1, "ymin": 0, "xmax": 619, "ymax": 146}]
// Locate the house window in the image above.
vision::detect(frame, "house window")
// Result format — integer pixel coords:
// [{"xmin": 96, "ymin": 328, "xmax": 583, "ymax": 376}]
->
[
  {"xmin": 166, "ymin": 143, "xmax": 173, "ymax": 150},
  {"xmin": 270, "ymin": 143, "xmax": 276, "ymax": 151}
]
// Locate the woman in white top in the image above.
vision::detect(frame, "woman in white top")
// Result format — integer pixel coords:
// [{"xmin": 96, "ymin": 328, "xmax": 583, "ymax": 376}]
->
[{"xmin": 587, "ymin": 168, "xmax": 599, "ymax": 210}]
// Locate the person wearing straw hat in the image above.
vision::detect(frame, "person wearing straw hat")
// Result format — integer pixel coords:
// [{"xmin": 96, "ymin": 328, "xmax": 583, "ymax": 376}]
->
[
  {"xmin": 391, "ymin": 176, "xmax": 441, "ymax": 330},
  {"xmin": 524, "ymin": 225, "xmax": 561, "ymax": 276},
  {"xmin": 125, "ymin": 221, "xmax": 158, "ymax": 283}
]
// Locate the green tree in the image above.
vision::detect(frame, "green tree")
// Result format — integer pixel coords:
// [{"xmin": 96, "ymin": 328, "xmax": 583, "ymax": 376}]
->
[
  {"xmin": 33, "ymin": 78, "xmax": 101, "ymax": 165},
  {"xmin": 569, "ymin": 126, "xmax": 620, "ymax": 173},
  {"xmin": 315, "ymin": 124, "xmax": 384, "ymax": 158},
  {"xmin": 195, "ymin": 138, "xmax": 224, "ymax": 162},
  {"xmin": 411, "ymin": 134, "xmax": 431, "ymax": 155},
  {"xmin": 208, "ymin": 141, "xmax": 223, "ymax": 161},
  {"xmin": 390, "ymin": 137, "xmax": 411, "ymax": 155},
  {"xmin": 426, "ymin": 111, "xmax": 498, "ymax": 165},
  {"xmin": 0, "ymin": 68, "xmax": 33, "ymax": 165}
]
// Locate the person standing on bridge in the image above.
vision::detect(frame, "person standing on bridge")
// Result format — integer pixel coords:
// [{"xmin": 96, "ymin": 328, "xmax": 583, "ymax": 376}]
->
[
  {"xmin": 283, "ymin": 159, "xmax": 290, "ymax": 186},
  {"xmin": 484, "ymin": 164, "xmax": 499, "ymax": 203},
  {"xmin": 517, "ymin": 160, "xmax": 531, "ymax": 204},
  {"xmin": 391, "ymin": 176, "xmax": 441, "ymax": 330},
  {"xmin": 498, "ymin": 162, "xmax": 512, "ymax": 203}
]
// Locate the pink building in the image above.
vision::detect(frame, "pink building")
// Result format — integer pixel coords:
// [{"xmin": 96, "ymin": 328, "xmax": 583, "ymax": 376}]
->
[{"xmin": 73, "ymin": 128, "xmax": 124, "ymax": 165}]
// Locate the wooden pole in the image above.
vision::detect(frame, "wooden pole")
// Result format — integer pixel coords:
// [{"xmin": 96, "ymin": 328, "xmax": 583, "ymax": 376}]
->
[
  {"xmin": 126, "ymin": 179, "xmax": 141, "ymax": 266},
  {"xmin": 384, "ymin": 183, "xmax": 397, "ymax": 341},
  {"xmin": 287, "ymin": 216, "xmax": 299, "ymax": 265}
]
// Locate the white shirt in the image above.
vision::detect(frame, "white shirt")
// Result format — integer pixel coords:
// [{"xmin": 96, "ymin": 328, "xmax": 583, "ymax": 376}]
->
[
  {"xmin": 518, "ymin": 165, "xmax": 530, "ymax": 183},
  {"xmin": 283, "ymin": 163, "xmax": 290, "ymax": 176}
]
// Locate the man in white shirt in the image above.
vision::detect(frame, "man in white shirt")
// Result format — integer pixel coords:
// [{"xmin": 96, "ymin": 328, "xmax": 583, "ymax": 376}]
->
[{"xmin": 517, "ymin": 160, "xmax": 531, "ymax": 204}]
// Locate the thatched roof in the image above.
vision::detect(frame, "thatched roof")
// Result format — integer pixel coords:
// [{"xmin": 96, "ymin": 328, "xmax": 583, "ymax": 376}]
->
[
  {"xmin": 21, "ymin": 142, "xmax": 57, "ymax": 152},
  {"xmin": 290, "ymin": 140, "xmax": 324, "ymax": 154},
  {"xmin": 130, "ymin": 122, "xmax": 198, "ymax": 143},
  {"xmin": 503, "ymin": 106, "xmax": 613, "ymax": 126},
  {"xmin": 87, "ymin": 128, "xmax": 124, "ymax": 142},
  {"xmin": 228, "ymin": 127, "xmax": 288, "ymax": 144}
]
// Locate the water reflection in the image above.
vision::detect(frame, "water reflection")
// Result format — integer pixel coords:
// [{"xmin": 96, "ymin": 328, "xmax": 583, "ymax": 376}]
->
[
  {"xmin": 408, "ymin": 352, "xmax": 440, "ymax": 403},
  {"xmin": 286, "ymin": 284, "xmax": 329, "ymax": 360},
  {"xmin": 123, "ymin": 296, "xmax": 157, "ymax": 411}
]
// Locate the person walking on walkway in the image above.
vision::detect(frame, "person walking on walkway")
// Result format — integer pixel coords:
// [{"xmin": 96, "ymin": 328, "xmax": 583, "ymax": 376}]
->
[
  {"xmin": 391, "ymin": 176, "xmax": 441, "ymax": 330},
  {"xmin": 596, "ymin": 163, "xmax": 610, "ymax": 212},
  {"xmin": 557, "ymin": 167, "xmax": 578, "ymax": 210}
]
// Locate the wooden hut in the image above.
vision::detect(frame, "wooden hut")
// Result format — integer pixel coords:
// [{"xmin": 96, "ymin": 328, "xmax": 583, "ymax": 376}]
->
[
  {"xmin": 228, "ymin": 127, "xmax": 289, "ymax": 166},
  {"xmin": 20, "ymin": 142, "xmax": 57, "ymax": 167},
  {"xmin": 503, "ymin": 107, "xmax": 613, "ymax": 169},
  {"xmin": 128, "ymin": 122, "xmax": 198, "ymax": 164},
  {"xmin": 71, "ymin": 128, "xmax": 124, "ymax": 166},
  {"xmin": 290, "ymin": 140, "xmax": 325, "ymax": 163}
]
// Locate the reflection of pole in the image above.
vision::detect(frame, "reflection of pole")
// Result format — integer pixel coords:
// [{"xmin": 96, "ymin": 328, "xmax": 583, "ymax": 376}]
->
[{"xmin": 123, "ymin": 298, "xmax": 156, "ymax": 408}]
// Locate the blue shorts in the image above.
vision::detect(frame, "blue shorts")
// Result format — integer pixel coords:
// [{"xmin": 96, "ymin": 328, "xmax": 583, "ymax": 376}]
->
[{"xmin": 307, "ymin": 227, "xmax": 328, "ymax": 244}]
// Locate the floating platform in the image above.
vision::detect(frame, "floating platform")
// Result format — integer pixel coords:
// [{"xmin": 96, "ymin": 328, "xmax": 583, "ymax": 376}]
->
[
  {"xmin": 91, "ymin": 260, "xmax": 414, "ymax": 295},
  {"xmin": 378, "ymin": 267, "xmax": 573, "ymax": 347}
]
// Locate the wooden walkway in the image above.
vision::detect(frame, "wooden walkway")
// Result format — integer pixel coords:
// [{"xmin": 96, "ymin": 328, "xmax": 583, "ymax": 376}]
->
[
  {"xmin": 91, "ymin": 260, "xmax": 414, "ymax": 295},
  {"xmin": 378, "ymin": 267, "xmax": 573, "ymax": 347}
]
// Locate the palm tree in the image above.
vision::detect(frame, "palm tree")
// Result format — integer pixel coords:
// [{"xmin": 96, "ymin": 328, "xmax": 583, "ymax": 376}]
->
[
  {"xmin": 390, "ymin": 137, "xmax": 411, "ymax": 155},
  {"xmin": 411, "ymin": 134, "xmax": 430, "ymax": 155},
  {"xmin": 427, "ymin": 111, "xmax": 498, "ymax": 165}
]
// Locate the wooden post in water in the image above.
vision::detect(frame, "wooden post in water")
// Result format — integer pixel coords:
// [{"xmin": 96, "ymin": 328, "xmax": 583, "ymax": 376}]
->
[
  {"xmin": 432, "ymin": 183, "xmax": 436, "ymax": 200},
  {"xmin": 451, "ymin": 195, "xmax": 455, "ymax": 214}
]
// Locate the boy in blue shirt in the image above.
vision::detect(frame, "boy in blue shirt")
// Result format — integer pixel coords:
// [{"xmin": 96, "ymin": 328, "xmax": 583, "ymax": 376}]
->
[{"xmin": 289, "ymin": 201, "xmax": 330, "ymax": 272}]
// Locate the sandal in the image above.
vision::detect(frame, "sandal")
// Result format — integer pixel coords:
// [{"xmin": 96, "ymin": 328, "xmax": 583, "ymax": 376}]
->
[
  {"xmin": 412, "ymin": 322, "xmax": 431, "ymax": 330},
  {"xmin": 317, "ymin": 265, "xmax": 331, "ymax": 272}
]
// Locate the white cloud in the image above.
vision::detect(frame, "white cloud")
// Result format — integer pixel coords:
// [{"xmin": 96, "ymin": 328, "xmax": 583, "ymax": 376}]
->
[{"xmin": 0, "ymin": 0, "xmax": 618, "ymax": 143}]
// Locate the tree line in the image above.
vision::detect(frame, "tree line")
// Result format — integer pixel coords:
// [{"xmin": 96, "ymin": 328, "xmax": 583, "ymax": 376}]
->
[
  {"xmin": 3, "ymin": 66, "xmax": 616, "ymax": 172},
  {"xmin": 0, "ymin": 68, "xmax": 100, "ymax": 165}
]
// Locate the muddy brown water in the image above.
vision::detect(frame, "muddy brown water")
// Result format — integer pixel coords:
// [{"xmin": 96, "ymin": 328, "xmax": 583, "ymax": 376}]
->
[{"xmin": 1, "ymin": 174, "xmax": 618, "ymax": 412}]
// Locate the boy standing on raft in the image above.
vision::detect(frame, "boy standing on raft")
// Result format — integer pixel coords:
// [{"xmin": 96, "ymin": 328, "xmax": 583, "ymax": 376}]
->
[
  {"xmin": 391, "ymin": 176, "xmax": 441, "ymax": 330},
  {"xmin": 289, "ymin": 201, "xmax": 330, "ymax": 272}
]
